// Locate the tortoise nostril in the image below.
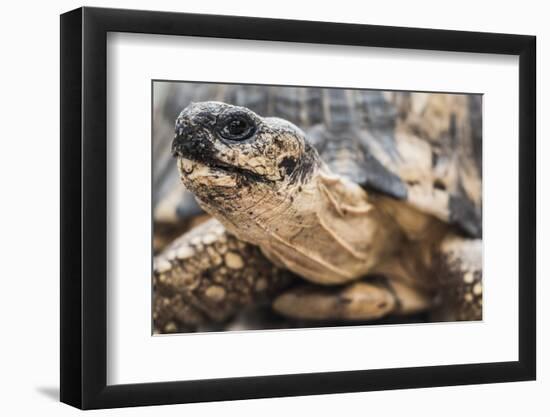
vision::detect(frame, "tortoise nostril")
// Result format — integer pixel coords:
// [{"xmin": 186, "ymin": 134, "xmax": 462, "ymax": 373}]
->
[
  {"xmin": 171, "ymin": 126, "xmax": 197, "ymax": 157},
  {"xmin": 175, "ymin": 119, "xmax": 192, "ymax": 136},
  {"xmin": 175, "ymin": 118, "xmax": 201, "ymax": 140}
]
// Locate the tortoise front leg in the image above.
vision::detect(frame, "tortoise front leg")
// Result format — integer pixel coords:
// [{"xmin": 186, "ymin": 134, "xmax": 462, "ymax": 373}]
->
[
  {"xmin": 272, "ymin": 277, "xmax": 431, "ymax": 322},
  {"xmin": 433, "ymin": 234, "xmax": 483, "ymax": 321},
  {"xmin": 153, "ymin": 218, "xmax": 292, "ymax": 333}
]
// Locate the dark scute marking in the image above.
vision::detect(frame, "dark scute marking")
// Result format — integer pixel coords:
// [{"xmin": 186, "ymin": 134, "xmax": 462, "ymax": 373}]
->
[
  {"xmin": 323, "ymin": 88, "xmax": 354, "ymax": 132},
  {"xmin": 278, "ymin": 156, "xmax": 297, "ymax": 177},
  {"xmin": 433, "ymin": 179, "xmax": 447, "ymax": 191},
  {"xmin": 449, "ymin": 113, "xmax": 457, "ymax": 148},
  {"xmin": 366, "ymin": 129, "xmax": 400, "ymax": 162},
  {"xmin": 449, "ymin": 195, "xmax": 482, "ymax": 238},
  {"xmin": 358, "ymin": 91, "xmax": 398, "ymax": 129},
  {"xmin": 357, "ymin": 152, "xmax": 408, "ymax": 200},
  {"xmin": 468, "ymin": 95, "xmax": 483, "ymax": 176}
]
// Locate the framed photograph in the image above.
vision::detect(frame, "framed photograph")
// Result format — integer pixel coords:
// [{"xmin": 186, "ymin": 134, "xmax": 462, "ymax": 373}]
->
[{"xmin": 60, "ymin": 6, "xmax": 536, "ymax": 409}]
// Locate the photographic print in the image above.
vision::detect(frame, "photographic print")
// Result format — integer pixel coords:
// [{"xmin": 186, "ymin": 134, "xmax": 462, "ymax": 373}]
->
[
  {"xmin": 60, "ymin": 9, "xmax": 536, "ymax": 407},
  {"xmin": 152, "ymin": 82, "xmax": 483, "ymax": 334}
]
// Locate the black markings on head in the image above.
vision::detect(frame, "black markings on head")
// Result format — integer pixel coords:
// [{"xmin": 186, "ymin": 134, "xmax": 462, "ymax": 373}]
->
[
  {"xmin": 278, "ymin": 157, "xmax": 297, "ymax": 177},
  {"xmin": 288, "ymin": 142, "xmax": 319, "ymax": 184},
  {"xmin": 172, "ymin": 129, "xmax": 217, "ymax": 163},
  {"xmin": 173, "ymin": 130, "xmax": 271, "ymax": 185},
  {"xmin": 173, "ymin": 101, "xmax": 323, "ymax": 193}
]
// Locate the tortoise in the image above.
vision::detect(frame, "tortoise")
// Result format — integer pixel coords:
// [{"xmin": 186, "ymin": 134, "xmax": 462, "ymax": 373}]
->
[{"xmin": 153, "ymin": 85, "xmax": 482, "ymax": 333}]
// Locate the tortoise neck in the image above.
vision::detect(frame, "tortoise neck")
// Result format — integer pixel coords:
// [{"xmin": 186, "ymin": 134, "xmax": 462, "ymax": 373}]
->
[{"xmin": 218, "ymin": 166, "xmax": 403, "ymax": 285}]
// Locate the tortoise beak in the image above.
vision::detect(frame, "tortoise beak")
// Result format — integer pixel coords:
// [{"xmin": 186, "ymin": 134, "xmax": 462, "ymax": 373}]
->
[
  {"xmin": 171, "ymin": 133, "xmax": 188, "ymax": 158},
  {"xmin": 171, "ymin": 122, "xmax": 195, "ymax": 158},
  {"xmin": 171, "ymin": 127, "xmax": 203, "ymax": 159},
  {"xmin": 171, "ymin": 127, "xmax": 219, "ymax": 168}
]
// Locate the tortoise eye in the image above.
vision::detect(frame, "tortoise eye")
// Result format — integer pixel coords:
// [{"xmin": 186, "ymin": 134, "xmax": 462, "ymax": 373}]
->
[{"xmin": 218, "ymin": 116, "xmax": 256, "ymax": 141}]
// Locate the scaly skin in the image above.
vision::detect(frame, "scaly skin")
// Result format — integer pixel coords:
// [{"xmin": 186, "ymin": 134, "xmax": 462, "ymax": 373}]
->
[
  {"xmin": 165, "ymin": 101, "xmax": 482, "ymax": 325},
  {"xmin": 433, "ymin": 235, "xmax": 483, "ymax": 321},
  {"xmin": 153, "ymin": 218, "xmax": 292, "ymax": 333},
  {"xmin": 153, "ymin": 220, "xmax": 432, "ymax": 329}
]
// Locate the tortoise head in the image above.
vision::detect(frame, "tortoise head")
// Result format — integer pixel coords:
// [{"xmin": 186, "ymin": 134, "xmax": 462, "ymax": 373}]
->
[{"xmin": 172, "ymin": 101, "xmax": 320, "ymax": 211}]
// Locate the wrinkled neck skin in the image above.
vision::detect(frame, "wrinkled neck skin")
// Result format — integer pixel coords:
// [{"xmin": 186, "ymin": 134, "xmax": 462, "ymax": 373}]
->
[
  {"xmin": 256, "ymin": 166, "xmax": 403, "ymax": 285},
  {"xmin": 185, "ymin": 153, "xmax": 437, "ymax": 285}
]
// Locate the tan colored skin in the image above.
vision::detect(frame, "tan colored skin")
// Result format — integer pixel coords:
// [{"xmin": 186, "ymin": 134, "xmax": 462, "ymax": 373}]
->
[
  {"xmin": 175, "ymin": 103, "xmax": 444, "ymax": 285},
  {"xmin": 182, "ymin": 156, "xmax": 407, "ymax": 285},
  {"xmin": 170, "ymin": 102, "xmax": 481, "ymax": 323},
  {"xmin": 152, "ymin": 217, "xmax": 430, "ymax": 330}
]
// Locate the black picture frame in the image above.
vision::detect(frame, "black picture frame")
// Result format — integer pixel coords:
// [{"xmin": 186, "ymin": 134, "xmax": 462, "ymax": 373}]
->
[{"xmin": 60, "ymin": 6, "xmax": 536, "ymax": 410}]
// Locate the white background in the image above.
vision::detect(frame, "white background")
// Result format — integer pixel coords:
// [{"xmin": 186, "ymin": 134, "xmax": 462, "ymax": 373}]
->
[
  {"xmin": 0, "ymin": 0, "xmax": 546, "ymax": 415},
  {"xmin": 108, "ymin": 34, "xmax": 518, "ymax": 384}
]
